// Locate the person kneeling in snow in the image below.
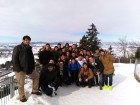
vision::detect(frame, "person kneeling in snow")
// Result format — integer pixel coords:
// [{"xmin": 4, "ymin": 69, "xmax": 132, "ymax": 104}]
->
[
  {"xmin": 78, "ymin": 63, "xmax": 94, "ymax": 88},
  {"xmin": 39, "ymin": 63, "xmax": 59, "ymax": 96}
]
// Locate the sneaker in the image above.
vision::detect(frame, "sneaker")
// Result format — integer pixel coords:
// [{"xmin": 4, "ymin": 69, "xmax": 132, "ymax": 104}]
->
[
  {"xmin": 20, "ymin": 98, "xmax": 27, "ymax": 102},
  {"xmin": 108, "ymin": 86, "xmax": 113, "ymax": 91},
  {"xmin": 102, "ymin": 85, "xmax": 108, "ymax": 89},
  {"xmin": 31, "ymin": 91, "xmax": 42, "ymax": 95}
]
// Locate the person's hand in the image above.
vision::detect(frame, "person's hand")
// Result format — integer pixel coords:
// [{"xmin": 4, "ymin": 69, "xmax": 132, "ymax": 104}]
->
[
  {"xmin": 40, "ymin": 64, "xmax": 43, "ymax": 68},
  {"xmin": 85, "ymin": 79, "xmax": 88, "ymax": 82},
  {"xmin": 79, "ymin": 78, "xmax": 82, "ymax": 82},
  {"xmin": 68, "ymin": 74, "xmax": 71, "ymax": 77},
  {"xmin": 96, "ymin": 72, "xmax": 100, "ymax": 75}
]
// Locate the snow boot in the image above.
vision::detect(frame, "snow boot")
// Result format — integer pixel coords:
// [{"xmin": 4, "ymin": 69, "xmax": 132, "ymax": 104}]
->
[{"xmin": 102, "ymin": 85, "xmax": 108, "ymax": 89}]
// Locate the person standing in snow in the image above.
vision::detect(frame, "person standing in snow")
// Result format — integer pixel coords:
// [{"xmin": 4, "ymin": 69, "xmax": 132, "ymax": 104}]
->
[
  {"xmin": 68, "ymin": 58, "xmax": 81, "ymax": 86},
  {"xmin": 12, "ymin": 36, "xmax": 42, "ymax": 102},
  {"xmin": 39, "ymin": 43, "xmax": 53, "ymax": 68},
  {"xmin": 88, "ymin": 56, "xmax": 104, "ymax": 90},
  {"xmin": 99, "ymin": 49, "xmax": 115, "ymax": 91}
]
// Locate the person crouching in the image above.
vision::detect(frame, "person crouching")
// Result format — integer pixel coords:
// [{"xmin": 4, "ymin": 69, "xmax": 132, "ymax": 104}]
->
[
  {"xmin": 78, "ymin": 63, "xmax": 94, "ymax": 88},
  {"xmin": 39, "ymin": 63, "xmax": 59, "ymax": 96}
]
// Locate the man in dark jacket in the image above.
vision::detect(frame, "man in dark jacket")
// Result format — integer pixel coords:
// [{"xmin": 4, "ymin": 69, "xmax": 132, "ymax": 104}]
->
[
  {"xmin": 88, "ymin": 56, "xmax": 104, "ymax": 90},
  {"xmin": 39, "ymin": 63, "xmax": 59, "ymax": 96},
  {"xmin": 39, "ymin": 43, "xmax": 53, "ymax": 68},
  {"xmin": 12, "ymin": 36, "xmax": 41, "ymax": 102}
]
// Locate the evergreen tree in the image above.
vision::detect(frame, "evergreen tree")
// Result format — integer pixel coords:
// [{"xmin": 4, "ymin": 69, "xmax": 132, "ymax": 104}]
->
[
  {"xmin": 79, "ymin": 23, "xmax": 101, "ymax": 51},
  {"xmin": 79, "ymin": 35, "xmax": 88, "ymax": 50},
  {"xmin": 135, "ymin": 48, "xmax": 140, "ymax": 58}
]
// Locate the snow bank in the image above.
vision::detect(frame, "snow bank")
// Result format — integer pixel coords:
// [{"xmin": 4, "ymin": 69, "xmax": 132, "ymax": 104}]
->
[
  {"xmin": 6, "ymin": 63, "xmax": 140, "ymax": 105},
  {"xmin": 0, "ymin": 57, "xmax": 12, "ymax": 64}
]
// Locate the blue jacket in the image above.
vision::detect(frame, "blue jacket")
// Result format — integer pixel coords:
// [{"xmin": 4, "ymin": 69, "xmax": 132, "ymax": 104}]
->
[{"xmin": 68, "ymin": 61, "xmax": 81, "ymax": 74}]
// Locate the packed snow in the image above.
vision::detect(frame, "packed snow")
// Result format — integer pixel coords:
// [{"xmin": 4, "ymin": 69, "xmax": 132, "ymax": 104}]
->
[{"xmin": 6, "ymin": 63, "xmax": 140, "ymax": 105}]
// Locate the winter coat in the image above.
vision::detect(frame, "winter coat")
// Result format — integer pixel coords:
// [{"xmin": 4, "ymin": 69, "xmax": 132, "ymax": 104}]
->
[
  {"xmin": 99, "ymin": 54, "xmax": 115, "ymax": 75},
  {"xmin": 39, "ymin": 67, "xmax": 57, "ymax": 92},
  {"xmin": 88, "ymin": 59, "xmax": 104, "ymax": 74},
  {"xmin": 39, "ymin": 50, "xmax": 53, "ymax": 66},
  {"xmin": 12, "ymin": 43, "xmax": 35, "ymax": 74},
  {"xmin": 78, "ymin": 68, "xmax": 94, "ymax": 80},
  {"xmin": 52, "ymin": 51, "xmax": 60, "ymax": 65},
  {"xmin": 67, "ymin": 61, "xmax": 81, "ymax": 75}
]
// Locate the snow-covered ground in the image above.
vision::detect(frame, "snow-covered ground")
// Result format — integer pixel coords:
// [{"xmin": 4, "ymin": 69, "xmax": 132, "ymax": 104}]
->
[
  {"xmin": 0, "ymin": 57, "xmax": 12, "ymax": 64},
  {"xmin": 6, "ymin": 63, "xmax": 140, "ymax": 105}
]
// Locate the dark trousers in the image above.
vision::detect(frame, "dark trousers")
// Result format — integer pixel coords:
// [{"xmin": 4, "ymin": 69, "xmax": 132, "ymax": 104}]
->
[
  {"xmin": 80, "ymin": 76, "xmax": 93, "ymax": 86},
  {"xmin": 70, "ymin": 70, "xmax": 79, "ymax": 85},
  {"xmin": 104, "ymin": 74, "xmax": 113, "ymax": 86},
  {"xmin": 94, "ymin": 74, "xmax": 104, "ymax": 87}
]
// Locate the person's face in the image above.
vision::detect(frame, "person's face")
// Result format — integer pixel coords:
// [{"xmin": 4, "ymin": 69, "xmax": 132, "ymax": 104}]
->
[
  {"xmin": 48, "ymin": 66, "xmax": 53, "ymax": 71},
  {"xmin": 49, "ymin": 60, "xmax": 54, "ymax": 64},
  {"xmin": 61, "ymin": 55, "xmax": 65, "ymax": 60},
  {"xmin": 100, "ymin": 51, "xmax": 105, "ymax": 56},
  {"xmin": 85, "ymin": 56, "xmax": 89, "ymax": 60},
  {"xmin": 89, "ymin": 57, "xmax": 94, "ymax": 63},
  {"xmin": 83, "ymin": 64, "xmax": 88, "ymax": 69},
  {"xmin": 45, "ymin": 45, "xmax": 50, "ymax": 50},
  {"xmin": 83, "ymin": 50, "xmax": 86, "ymax": 54},
  {"xmin": 95, "ymin": 49, "xmax": 99, "ymax": 54},
  {"xmin": 78, "ymin": 56, "xmax": 83, "ymax": 60},
  {"xmin": 57, "ymin": 45, "xmax": 61, "ymax": 49},
  {"xmin": 72, "ymin": 53, "xmax": 76, "ymax": 57},
  {"xmin": 54, "ymin": 47, "xmax": 58, "ymax": 51},
  {"xmin": 69, "ymin": 47, "xmax": 72, "ymax": 50},
  {"xmin": 71, "ymin": 59, "xmax": 76, "ymax": 64},
  {"xmin": 23, "ymin": 39, "xmax": 30, "ymax": 45},
  {"xmin": 72, "ymin": 44, "xmax": 76, "ymax": 49},
  {"xmin": 66, "ymin": 52, "xmax": 70, "ymax": 56}
]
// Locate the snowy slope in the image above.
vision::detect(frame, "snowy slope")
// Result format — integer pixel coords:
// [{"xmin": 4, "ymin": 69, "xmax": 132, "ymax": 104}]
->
[{"xmin": 6, "ymin": 63, "xmax": 140, "ymax": 105}]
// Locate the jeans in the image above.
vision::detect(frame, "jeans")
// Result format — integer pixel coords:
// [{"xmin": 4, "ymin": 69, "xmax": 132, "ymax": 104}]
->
[{"xmin": 104, "ymin": 74, "xmax": 113, "ymax": 86}]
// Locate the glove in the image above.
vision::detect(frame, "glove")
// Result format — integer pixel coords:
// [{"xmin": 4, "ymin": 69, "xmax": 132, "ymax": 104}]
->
[
  {"xmin": 79, "ymin": 78, "xmax": 82, "ymax": 82},
  {"xmin": 85, "ymin": 79, "xmax": 88, "ymax": 82},
  {"xmin": 48, "ymin": 84, "xmax": 55, "ymax": 91}
]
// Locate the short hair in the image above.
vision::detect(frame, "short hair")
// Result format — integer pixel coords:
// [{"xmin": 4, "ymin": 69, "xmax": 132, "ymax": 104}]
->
[{"xmin": 23, "ymin": 35, "xmax": 31, "ymax": 41}]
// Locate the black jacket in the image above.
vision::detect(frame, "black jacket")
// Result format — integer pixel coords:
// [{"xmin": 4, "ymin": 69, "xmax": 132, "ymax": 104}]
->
[
  {"xmin": 39, "ymin": 50, "xmax": 53, "ymax": 66},
  {"xmin": 12, "ymin": 43, "xmax": 35, "ymax": 74},
  {"xmin": 39, "ymin": 67, "xmax": 57, "ymax": 92},
  {"xmin": 88, "ymin": 59, "xmax": 104, "ymax": 74}
]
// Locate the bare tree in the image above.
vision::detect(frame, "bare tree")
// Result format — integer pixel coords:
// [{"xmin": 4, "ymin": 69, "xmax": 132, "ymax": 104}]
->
[{"xmin": 117, "ymin": 36, "xmax": 128, "ymax": 58}]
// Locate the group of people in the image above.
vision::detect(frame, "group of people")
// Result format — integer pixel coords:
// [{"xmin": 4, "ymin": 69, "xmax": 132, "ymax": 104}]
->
[{"xmin": 12, "ymin": 35, "xmax": 115, "ymax": 102}]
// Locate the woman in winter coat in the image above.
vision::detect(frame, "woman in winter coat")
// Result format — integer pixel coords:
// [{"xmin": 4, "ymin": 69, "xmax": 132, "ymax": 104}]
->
[{"xmin": 78, "ymin": 63, "xmax": 94, "ymax": 88}]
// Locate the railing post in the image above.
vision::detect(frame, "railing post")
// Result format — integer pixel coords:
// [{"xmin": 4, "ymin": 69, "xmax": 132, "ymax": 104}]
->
[
  {"xmin": 118, "ymin": 57, "xmax": 120, "ymax": 63},
  {"xmin": 130, "ymin": 59, "xmax": 132, "ymax": 63},
  {"xmin": 10, "ymin": 76, "xmax": 15, "ymax": 98}
]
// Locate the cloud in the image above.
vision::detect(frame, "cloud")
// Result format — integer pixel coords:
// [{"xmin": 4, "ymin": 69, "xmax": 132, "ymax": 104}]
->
[{"xmin": 0, "ymin": 0, "xmax": 140, "ymax": 42}]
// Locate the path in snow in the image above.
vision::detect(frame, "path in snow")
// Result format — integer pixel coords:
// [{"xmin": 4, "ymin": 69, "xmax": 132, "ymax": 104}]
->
[{"xmin": 7, "ymin": 63, "xmax": 140, "ymax": 105}]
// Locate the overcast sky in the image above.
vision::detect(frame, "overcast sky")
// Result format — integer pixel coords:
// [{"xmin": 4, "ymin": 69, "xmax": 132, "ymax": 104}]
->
[{"xmin": 0, "ymin": 0, "xmax": 140, "ymax": 42}]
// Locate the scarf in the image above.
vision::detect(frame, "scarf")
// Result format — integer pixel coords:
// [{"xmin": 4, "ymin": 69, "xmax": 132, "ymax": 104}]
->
[{"xmin": 83, "ymin": 68, "xmax": 88, "ymax": 72}]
